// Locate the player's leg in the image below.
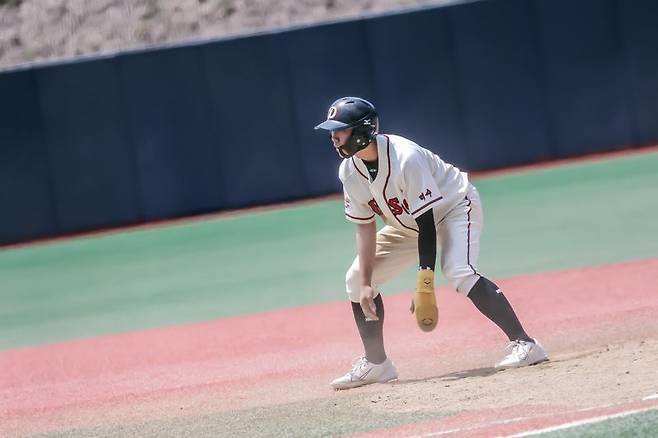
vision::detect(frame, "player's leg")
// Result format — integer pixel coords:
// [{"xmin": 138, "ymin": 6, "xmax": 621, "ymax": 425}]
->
[
  {"xmin": 346, "ymin": 225, "xmax": 419, "ymax": 299},
  {"xmin": 345, "ymin": 225, "xmax": 417, "ymax": 364},
  {"xmin": 331, "ymin": 226, "xmax": 416, "ymax": 389},
  {"xmin": 438, "ymin": 187, "xmax": 528, "ymax": 339},
  {"xmin": 438, "ymin": 186, "xmax": 547, "ymax": 368}
]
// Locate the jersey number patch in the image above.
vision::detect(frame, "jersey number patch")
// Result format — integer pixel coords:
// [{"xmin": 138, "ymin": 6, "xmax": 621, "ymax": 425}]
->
[{"xmin": 418, "ymin": 189, "xmax": 432, "ymax": 201}]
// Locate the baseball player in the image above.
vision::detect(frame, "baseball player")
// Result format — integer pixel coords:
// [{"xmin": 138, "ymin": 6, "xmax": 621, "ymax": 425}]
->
[{"xmin": 315, "ymin": 97, "xmax": 548, "ymax": 390}]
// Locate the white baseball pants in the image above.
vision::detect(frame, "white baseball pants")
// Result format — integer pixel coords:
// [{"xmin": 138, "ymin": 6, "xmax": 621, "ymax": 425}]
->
[{"xmin": 345, "ymin": 185, "xmax": 483, "ymax": 302}]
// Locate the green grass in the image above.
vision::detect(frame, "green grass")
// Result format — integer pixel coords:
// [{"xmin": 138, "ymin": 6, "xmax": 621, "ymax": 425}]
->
[{"xmin": 1, "ymin": 150, "xmax": 657, "ymax": 350}]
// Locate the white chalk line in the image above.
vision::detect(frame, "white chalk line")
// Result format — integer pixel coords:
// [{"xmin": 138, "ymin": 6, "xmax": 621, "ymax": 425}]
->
[
  {"xmin": 403, "ymin": 400, "xmax": 658, "ymax": 438},
  {"xmin": 505, "ymin": 404, "xmax": 658, "ymax": 437},
  {"xmin": 406, "ymin": 415, "xmax": 535, "ymax": 437}
]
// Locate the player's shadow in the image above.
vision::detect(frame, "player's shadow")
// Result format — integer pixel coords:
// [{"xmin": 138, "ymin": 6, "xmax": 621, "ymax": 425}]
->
[
  {"xmin": 392, "ymin": 366, "xmax": 499, "ymax": 385},
  {"xmin": 439, "ymin": 366, "xmax": 499, "ymax": 381}
]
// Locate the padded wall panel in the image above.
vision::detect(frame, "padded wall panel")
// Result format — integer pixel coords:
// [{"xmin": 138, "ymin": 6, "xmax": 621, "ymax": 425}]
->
[
  {"xmin": 534, "ymin": 0, "xmax": 633, "ymax": 156},
  {"xmin": 448, "ymin": 0, "xmax": 552, "ymax": 169},
  {"xmin": 366, "ymin": 8, "xmax": 468, "ymax": 168},
  {"xmin": 619, "ymin": 0, "xmax": 658, "ymax": 146},
  {"xmin": 4, "ymin": 0, "xmax": 658, "ymax": 245},
  {"xmin": 203, "ymin": 34, "xmax": 307, "ymax": 207},
  {"xmin": 0, "ymin": 70, "xmax": 57, "ymax": 244},
  {"xmin": 35, "ymin": 59, "xmax": 141, "ymax": 233},
  {"xmin": 283, "ymin": 21, "xmax": 374, "ymax": 195},
  {"xmin": 117, "ymin": 47, "xmax": 224, "ymax": 219}
]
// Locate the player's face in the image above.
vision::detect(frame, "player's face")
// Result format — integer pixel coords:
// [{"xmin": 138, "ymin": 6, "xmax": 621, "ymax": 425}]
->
[{"xmin": 330, "ymin": 128, "xmax": 353, "ymax": 154}]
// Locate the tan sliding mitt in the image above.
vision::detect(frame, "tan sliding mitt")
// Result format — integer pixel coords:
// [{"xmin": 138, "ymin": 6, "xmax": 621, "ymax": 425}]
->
[{"xmin": 412, "ymin": 269, "xmax": 438, "ymax": 332}]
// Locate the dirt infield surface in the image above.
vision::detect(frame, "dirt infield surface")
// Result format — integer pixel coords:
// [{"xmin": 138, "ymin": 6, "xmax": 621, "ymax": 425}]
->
[{"xmin": 2, "ymin": 257, "xmax": 657, "ymax": 437}]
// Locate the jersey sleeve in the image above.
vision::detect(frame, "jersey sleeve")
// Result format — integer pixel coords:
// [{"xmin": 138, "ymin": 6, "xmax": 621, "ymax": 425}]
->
[
  {"xmin": 402, "ymin": 154, "xmax": 442, "ymax": 219},
  {"xmin": 343, "ymin": 187, "xmax": 376, "ymax": 224}
]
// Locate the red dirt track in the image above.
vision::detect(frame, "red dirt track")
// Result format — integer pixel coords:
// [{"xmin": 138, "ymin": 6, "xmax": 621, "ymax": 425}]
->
[{"xmin": 2, "ymin": 258, "xmax": 658, "ymax": 437}]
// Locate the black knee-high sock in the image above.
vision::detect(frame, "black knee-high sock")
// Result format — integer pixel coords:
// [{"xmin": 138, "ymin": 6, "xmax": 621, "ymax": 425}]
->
[
  {"xmin": 351, "ymin": 294, "xmax": 387, "ymax": 364},
  {"xmin": 468, "ymin": 276, "xmax": 533, "ymax": 342}
]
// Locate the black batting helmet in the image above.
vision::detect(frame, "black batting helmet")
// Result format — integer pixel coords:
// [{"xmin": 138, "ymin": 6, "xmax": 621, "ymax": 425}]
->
[{"xmin": 315, "ymin": 97, "xmax": 379, "ymax": 158}]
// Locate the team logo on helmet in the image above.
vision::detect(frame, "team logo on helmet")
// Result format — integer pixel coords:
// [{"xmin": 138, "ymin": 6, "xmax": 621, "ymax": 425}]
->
[{"xmin": 327, "ymin": 106, "xmax": 338, "ymax": 119}]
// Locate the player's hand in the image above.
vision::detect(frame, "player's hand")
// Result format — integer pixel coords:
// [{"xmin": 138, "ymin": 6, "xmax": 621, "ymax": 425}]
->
[
  {"xmin": 413, "ymin": 269, "xmax": 438, "ymax": 332},
  {"xmin": 359, "ymin": 285, "xmax": 379, "ymax": 321}
]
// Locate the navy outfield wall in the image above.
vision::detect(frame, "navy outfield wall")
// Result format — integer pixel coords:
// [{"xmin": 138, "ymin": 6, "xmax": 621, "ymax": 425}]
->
[{"xmin": 1, "ymin": 0, "xmax": 657, "ymax": 245}]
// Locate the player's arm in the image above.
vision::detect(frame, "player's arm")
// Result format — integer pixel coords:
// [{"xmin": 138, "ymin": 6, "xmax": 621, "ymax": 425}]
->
[
  {"xmin": 355, "ymin": 221, "xmax": 379, "ymax": 321},
  {"xmin": 400, "ymin": 153, "xmax": 440, "ymax": 330},
  {"xmin": 415, "ymin": 209, "xmax": 436, "ymax": 271},
  {"xmin": 410, "ymin": 209, "xmax": 439, "ymax": 331}
]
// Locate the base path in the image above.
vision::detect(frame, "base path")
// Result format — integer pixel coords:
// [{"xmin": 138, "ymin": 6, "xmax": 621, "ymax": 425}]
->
[{"xmin": 2, "ymin": 258, "xmax": 658, "ymax": 437}]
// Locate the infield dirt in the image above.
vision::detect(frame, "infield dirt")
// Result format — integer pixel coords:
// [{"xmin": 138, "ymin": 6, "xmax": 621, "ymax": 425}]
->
[{"xmin": 2, "ymin": 258, "xmax": 658, "ymax": 437}]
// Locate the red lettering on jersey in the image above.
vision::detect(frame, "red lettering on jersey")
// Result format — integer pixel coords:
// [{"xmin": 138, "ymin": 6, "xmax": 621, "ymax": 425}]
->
[
  {"xmin": 387, "ymin": 197, "xmax": 404, "ymax": 216},
  {"xmin": 368, "ymin": 199, "xmax": 383, "ymax": 216},
  {"xmin": 402, "ymin": 199, "xmax": 410, "ymax": 214}
]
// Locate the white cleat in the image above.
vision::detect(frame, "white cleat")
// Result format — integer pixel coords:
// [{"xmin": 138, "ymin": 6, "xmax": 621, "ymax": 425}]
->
[
  {"xmin": 495, "ymin": 339, "xmax": 548, "ymax": 369},
  {"xmin": 330, "ymin": 357, "xmax": 399, "ymax": 390}
]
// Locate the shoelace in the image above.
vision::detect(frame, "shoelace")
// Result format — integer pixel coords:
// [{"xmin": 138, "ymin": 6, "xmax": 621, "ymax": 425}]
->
[
  {"xmin": 505, "ymin": 340, "xmax": 530, "ymax": 360},
  {"xmin": 348, "ymin": 357, "xmax": 369, "ymax": 377}
]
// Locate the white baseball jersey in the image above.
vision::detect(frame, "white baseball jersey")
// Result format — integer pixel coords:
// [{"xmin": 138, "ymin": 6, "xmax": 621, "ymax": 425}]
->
[{"xmin": 339, "ymin": 134, "xmax": 470, "ymax": 234}]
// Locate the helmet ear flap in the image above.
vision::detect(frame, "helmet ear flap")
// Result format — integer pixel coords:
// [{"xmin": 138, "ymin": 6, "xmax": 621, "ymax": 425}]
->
[
  {"xmin": 338, "ymin": 117, "xmax": 378, "ymax": 158},
  {"xmin": 355, "ymin": 116, "xmax": 378, "ymax": 144}
]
